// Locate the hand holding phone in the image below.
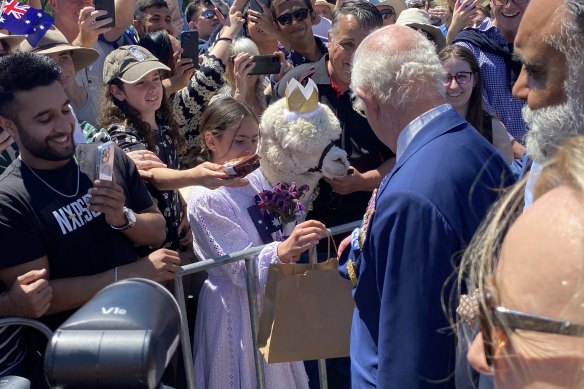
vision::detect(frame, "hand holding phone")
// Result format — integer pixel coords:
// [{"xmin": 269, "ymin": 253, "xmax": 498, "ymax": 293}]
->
[
  {"xmin": 94, "ymin": 0, "xmax": 116, "ymax": 29},
  {"xmin": 223, "ymin": 154, "xmax": 261, "ymax": 178},
  {"xmin": 180, "ymin": 30, "xmax": 199, "ymax": 67},
  {"xmin": 210, "ymin": 0, "xmax": 230, "ymax": 18},
  {"xmin": 248, "ymin": 55, "xmax": 281, "ymax": 75}
]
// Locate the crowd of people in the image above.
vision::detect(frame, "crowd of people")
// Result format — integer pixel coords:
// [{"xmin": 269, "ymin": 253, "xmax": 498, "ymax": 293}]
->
[{"xmin": 1, "ymin": 0, "xmax": 583, "ymax": 388}]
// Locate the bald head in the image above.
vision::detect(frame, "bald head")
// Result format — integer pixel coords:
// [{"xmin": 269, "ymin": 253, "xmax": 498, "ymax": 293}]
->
[
  {"xmin": 351, "ymin": 25, "xmax": 445, "ymax": 108},
  {"xmin": 497, "ymin": 185, "xmax": 584, "ymax": 320}
]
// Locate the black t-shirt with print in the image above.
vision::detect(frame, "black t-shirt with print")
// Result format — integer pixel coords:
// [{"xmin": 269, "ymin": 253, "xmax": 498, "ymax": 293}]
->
[{"xmin": 0, "ymin": 143, "xmax": 154, "ymax": 329}]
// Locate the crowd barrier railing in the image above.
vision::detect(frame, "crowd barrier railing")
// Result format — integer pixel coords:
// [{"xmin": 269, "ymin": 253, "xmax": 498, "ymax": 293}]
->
[{"xmin": 173, "ymin": 220, "xmax": 361, "ymax": 389}]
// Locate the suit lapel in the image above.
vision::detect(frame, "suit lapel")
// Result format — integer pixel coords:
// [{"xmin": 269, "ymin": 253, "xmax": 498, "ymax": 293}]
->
[{"xmin": 376, "ymin": 109, "xmax": 468, "ymax": 200}]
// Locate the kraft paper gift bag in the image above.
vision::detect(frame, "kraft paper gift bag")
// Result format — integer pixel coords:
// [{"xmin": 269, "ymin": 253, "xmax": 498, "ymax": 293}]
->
[{"xmin": 258, "ymin": 245, "xmax": 354, "ymax": 363}]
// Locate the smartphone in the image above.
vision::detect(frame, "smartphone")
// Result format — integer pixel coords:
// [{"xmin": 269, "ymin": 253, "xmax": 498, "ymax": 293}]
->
[
  {"xmin": 180, "ymin": 30, "xmax": 199, "ymax": 68},
  {"xmin": 249, "ymin": 0, "xmax": 270, "ymax": 14},
  {"xmin": 95, "ymin": 141, "xmax": 115, "ymax": 181},
  {"xmin": 210, "ymin": 0, "xmax": 230, "ymax": 19},
  {"xmin": 223, "ymin": 154, "xmax": 261, "ymax": 178},
  {"xmin": 248, "ymin": 55, "xmax": 280, "ymax": 75},
  {"xmin": 94, "ymin": 0, "xmax": 116, "ymax": 29}
]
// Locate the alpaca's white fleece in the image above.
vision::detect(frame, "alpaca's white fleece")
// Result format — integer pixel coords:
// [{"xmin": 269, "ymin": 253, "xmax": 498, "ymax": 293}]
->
[{"xmin": 258, "ymin": 98, "xmax": 342, "ymax": 201}]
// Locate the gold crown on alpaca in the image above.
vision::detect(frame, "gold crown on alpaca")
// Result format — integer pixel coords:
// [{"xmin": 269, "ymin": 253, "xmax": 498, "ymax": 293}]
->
[{"xmin": 285, "ymin": 78, "xmax": 319, "ymax": 114}]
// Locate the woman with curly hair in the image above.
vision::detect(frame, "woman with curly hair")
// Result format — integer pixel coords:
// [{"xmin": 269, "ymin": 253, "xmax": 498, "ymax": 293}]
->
[{"xmin": 99, "ymin": 45, "xmax": 247, "ymax": 252}]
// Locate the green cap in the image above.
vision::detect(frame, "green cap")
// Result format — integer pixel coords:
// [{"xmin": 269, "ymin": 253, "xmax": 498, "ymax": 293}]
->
[{"xmin": 103, "ymin": 45, "xmax": 170, "ymax": 84}]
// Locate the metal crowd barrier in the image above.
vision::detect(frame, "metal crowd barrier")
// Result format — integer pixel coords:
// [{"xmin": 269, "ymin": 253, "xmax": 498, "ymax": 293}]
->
[{"xmin": 173, "ymin": 220, "xmax": 361, "ymax": 389}]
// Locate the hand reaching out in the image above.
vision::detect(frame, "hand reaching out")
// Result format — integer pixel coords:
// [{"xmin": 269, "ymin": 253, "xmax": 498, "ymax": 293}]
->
[
  {"xmin": 277, "ymin": 220, "xmax": 329, "ymax": 263},
  {"xmin": 189, "ymin": 161, "xmax": 250, "ymax": 189},
  {"xmin": 126, "ymin": 150, "xmax": 167, "ymax": 180}
]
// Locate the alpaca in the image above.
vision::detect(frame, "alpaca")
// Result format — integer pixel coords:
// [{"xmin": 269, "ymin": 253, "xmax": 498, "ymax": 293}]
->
[{"xmin": 258, "ymin": 97, "xmax": 350, "ymax": 207}]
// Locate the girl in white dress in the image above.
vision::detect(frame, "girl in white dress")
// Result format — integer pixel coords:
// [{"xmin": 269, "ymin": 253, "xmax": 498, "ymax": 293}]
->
[{"xmin": 188, "ymin": 97, "xmax": 328, "ymax": 388}]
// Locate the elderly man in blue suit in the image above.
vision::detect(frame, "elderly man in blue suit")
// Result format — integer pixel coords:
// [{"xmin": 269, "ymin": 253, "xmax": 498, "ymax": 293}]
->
[{"xmin": 345, "ymin": 25, "xmax": 513, "ymax": 388}]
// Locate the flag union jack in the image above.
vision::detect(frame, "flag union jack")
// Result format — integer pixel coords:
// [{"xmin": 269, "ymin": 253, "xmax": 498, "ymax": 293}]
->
[
  {"xmin": 0, "ymin": 0, "xmax": 54, "ymax": 47},
  {"xmin": 2, "ymin": 0, "xmax": 29, "ymax": 20}
]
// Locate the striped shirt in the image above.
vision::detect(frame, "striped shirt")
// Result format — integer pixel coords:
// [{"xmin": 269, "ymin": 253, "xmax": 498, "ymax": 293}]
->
[{"xmin": 0, "ymin": 323, "xmax": 26, "ymax": 377}]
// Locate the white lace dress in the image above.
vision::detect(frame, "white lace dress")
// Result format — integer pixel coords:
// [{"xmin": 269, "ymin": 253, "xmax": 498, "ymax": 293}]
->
[{"xmin": 187, "ymin": 169, "xmax": 310, "ymax": 389}]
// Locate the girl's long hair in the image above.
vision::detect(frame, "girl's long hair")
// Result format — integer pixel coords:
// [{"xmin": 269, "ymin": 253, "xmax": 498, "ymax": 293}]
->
[
  {"xmin": 439, "ymin": 44, "xmax": 485, "ymax": 134},
  {"xmin": 186, "ymin": 96, "xmax": 257, "ymax": 166},
  {"xmin": 98, "ymin": 75, "xmax": 185, "ymax": 154}
]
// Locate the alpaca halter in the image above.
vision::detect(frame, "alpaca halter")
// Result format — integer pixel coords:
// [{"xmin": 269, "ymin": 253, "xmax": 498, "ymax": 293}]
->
[{"xmin": 307, "ymin": 142, "xmax": 335, "ymax": 173}]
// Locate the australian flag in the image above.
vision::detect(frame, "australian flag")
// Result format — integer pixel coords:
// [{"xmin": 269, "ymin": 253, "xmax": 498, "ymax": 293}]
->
[{"xmin": 0, "ymin": 0, "xmax": 54, "ymax": 47}]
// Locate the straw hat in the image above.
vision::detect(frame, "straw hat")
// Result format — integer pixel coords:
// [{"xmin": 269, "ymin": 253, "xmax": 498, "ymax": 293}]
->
[
  {"xmin": 18, "ymin": 26, "xmax": 99, "ymax": 72},
  {"xmin": 0, "ymin": 33, "xmax": 26, "ymax": 51},
  {"xmin": 368, "ymin": 0, "xmax": 407, "ymax": 18},
  {"xmin": 103, "ymin": 45, "xmax": 170, "ymax": 84},
  {"xmin": 396, "ymin": 8, "xmax": 446, "ymax": 51},
  {"xmin": 314, "ymin": 0, "xmax": 335, "ymax": 12}
]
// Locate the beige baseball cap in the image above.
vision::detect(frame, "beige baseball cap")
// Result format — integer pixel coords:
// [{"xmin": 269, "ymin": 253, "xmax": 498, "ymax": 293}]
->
[
  {"xmin": 396, "ymin": 8, "xmax": 446, "ymax": 51},
  {"xmin": 18, "ymin": 26, "xmax": 99, "ymax": 72},
  {"xmin": 103, "ymin": 45, "xmax": 170, "ymax": 84}
]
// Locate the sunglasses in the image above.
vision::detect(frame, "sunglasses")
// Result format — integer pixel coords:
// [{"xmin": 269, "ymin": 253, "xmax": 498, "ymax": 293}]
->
[
  {"xmin": 479, "ymin": 276, "xmax": 584, "ymax": 367},
  {"xmin": 379, "ymin": 8, "xmax": 395, "ymax": 20},
  {"xmin": 201, "ymin": 9, "xmax": 217, "ymax": 19},
  {"xmin": 492, "ymin": 0, "xmax": 529, "ymax": 5},
  {"xmin": 276, "ymin": 8, "xmax": 310, "ymax": 26},
  {"xmin": 444, "ymin": 71, "xmax": 473, "ymax": 85}
]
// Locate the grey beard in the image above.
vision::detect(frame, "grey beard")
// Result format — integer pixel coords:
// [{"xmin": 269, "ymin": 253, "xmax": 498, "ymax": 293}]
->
[{"xmin": 523, "ymin": 98, "xmax": 584, "ymax": 164}]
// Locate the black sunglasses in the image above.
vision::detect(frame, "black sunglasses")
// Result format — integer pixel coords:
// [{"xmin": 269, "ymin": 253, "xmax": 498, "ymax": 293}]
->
[
  {"xmin": 276, "ymin": 8, "xmax": 310, "ymax": 25},
  {"xmin": 201, "ymin": 9, "xmax": 217, "ymax": 19},
  {"xmin": 479, "ymin": 276, "xmax": 584, "ymax": 367}
]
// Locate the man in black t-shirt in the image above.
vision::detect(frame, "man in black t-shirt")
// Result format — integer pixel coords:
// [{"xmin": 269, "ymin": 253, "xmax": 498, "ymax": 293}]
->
[{"xmin": 0, "ymin": 53, "xmax": 181, "ymax": 382}]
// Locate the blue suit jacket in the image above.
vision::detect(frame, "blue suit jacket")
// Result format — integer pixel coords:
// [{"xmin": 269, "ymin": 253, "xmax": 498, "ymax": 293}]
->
[{"xmin": 350, "ymin": 108, "xmax": 513, "ymax": 388}]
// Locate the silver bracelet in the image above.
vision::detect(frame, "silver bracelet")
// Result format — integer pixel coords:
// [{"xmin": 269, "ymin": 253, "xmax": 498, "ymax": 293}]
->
[{"xmin": 114, "ymin": 266, "xmax": 119, "ymax": 283}]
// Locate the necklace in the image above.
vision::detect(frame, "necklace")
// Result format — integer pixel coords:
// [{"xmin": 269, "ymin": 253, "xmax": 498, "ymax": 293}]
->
[{"xmin": 20, "ymin": 157, "xmax": 80, "ymax": 198}]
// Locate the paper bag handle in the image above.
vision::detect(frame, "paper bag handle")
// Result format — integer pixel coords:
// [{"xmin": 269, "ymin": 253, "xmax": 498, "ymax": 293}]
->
[{"xmin": 308, "ymin": 233, "xmax": 339, "ymax": 266}]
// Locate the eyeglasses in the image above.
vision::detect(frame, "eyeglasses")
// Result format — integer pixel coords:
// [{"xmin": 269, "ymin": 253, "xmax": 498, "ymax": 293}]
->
[
  {"xmin": 201, "ymin": 9, "xmax": 217, "ymax": 19},
  {"xmin": 379, "ymin": 8, "xmax": 395, "ymax": 20},
  {"xmin": 479, "ymin": 276, "xmax": 584, "ymax": 367},
  {"xmin": 444, "ymin": 71, "xmax": 473, "ymax": 85},
  {"xmin": 276, "ymin": 8, "xmax": 310, "ymax": 26},
  {"xmin": 492, "ymin": 0, "xmax": 529, "ymax": 5}
]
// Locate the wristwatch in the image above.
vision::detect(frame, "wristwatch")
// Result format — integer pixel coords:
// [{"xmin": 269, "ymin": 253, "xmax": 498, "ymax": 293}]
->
[{"xmin": 110, "ymin": 207, "xmax": 137, "ymax": 231}]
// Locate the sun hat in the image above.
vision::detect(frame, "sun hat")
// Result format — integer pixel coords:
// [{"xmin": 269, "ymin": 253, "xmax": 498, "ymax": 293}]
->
[
  {"xmin": 103, "ymin": 45, "xmax": 170, "ymax": 84},
  {"xmin": 18, "ymin": 26, "xmax": 99, "ymax": 72},
  {"xmin": 0, "ymin": 33, "xmax": 26, "ymax": 51},
  {"xmin": 396, "ymin": 8, "xmax": 446, "ymax": 51},
  {"xmin": 314, "ymin": 0, "xmax": 335, "ymax": 12},
  {"xmin": 405, "ymin": 0, "xmax": 426, "ymax": 8},
  {"xmin": 368, "ymin": 0, "xmax": 407, "ymax": 18}
]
